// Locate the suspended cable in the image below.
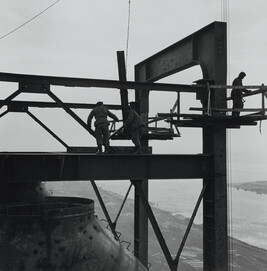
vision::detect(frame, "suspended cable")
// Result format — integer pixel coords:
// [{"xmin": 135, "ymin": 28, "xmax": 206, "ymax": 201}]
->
[
  {"xmin": 221, "ymin": 0, "xmax": 223, "ymax": 21},
  {"xmin": 0, "ymin": 0, "xmax": 60, "ymax": 41},
  {"xmin": 125, "ymin": 0, "xmax": 132, "ymax": 71},
  {"xmin": 224, "ymin": 0, "xmax": 234, "ymax": 270}
]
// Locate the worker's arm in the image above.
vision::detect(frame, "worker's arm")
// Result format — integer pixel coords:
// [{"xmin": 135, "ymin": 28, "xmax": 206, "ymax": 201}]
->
[
  {"xmin": 87, "ymin": 110, "xmax": 94, "ymax": 127},
  {"xmin": 242, "ymin": 88, "xmax": 252, "ymax": 94},
  {"xmin": 232, "ymin": 78, "xmax": 251, "ymax": 95},
  {"xmin": 107, "ymin": 110, "xmax": 119, "ymax": 122}
]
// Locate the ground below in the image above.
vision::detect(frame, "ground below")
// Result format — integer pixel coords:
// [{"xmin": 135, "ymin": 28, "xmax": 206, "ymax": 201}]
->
[{"xmin": 46, "ymin": 181, "xmax": 267, "ymax": 271}]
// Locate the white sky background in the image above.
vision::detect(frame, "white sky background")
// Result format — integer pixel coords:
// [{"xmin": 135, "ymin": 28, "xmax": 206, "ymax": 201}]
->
[{"xmin": 0, "ymin": 0, "xmax": 267, "ymax": 182}]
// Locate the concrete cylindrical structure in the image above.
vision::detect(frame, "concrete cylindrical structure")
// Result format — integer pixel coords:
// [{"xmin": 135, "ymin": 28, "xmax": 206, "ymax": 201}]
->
[{"xmin": 0, "ymin": 196, "xmax": 147, "ymax": 271}]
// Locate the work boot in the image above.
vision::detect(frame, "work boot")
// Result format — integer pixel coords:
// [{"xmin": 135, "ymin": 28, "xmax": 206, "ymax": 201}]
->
[
  {"xmin": 96, "ymin": 145, "xmax": 103, "ymax": 155},
  {"xmin": 104, "ymin": 146, "xmax": 110, "ymax": 154},
  {"xmin": 133, "ymin": 146, "xmax": 142, "ymax": 154}
]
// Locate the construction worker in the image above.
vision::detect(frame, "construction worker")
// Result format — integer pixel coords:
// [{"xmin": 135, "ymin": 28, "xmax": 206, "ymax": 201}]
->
[
  {"xmin": 231, "ymin": 72, "xmax": 251, "ymax": 117},
  {"xmin": 87, "ymin": 101, "xmax": 119, "ymax": 154},
  {"xmin": 124, "ymin": 105, "xmax": 145, "ymax": 154}
]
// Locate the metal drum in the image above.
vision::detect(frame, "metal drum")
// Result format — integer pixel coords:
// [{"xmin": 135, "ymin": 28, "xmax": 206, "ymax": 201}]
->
[{"xmin": 0, "ymin": 197, "xmax": 147, "ymax": 271}]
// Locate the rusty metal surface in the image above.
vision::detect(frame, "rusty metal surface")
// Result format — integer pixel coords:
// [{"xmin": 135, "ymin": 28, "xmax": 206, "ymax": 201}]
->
[
  {"xmin": 0, "ymin": 197, "xmax": 147, "ymax": 271},
  {"xmin": 0, "ymin": 153, "xmax": 213, "ymax": 182}
]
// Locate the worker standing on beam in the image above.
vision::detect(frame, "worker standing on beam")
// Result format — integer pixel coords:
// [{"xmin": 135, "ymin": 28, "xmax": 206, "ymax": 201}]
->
[
  {"xmin": 231, "ymin": 72, "xmax": 251, "ymax": 117},
  {"xmin": 124, "ymin": 105, "xmax": 145, "ymax": 154},
  {"xmin": 87, "ymin": 101, "xmax": 119, "ymax": 154}
]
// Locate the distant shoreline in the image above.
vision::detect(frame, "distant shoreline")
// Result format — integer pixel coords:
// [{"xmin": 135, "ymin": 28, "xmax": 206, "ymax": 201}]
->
[
  {"xmin": 231, "ymin": 181, "xmax": 267, "ymax": 195},
  {"xmin": 45, "ymin": 181, "xmax": 267, "ymax": 271}
]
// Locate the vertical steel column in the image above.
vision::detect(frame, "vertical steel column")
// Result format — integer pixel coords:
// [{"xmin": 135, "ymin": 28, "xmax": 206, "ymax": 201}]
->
[
  {"xmin": 134, "ymin": 22, "xmax": 228, "ymax": 271},
  {"xmin": 117, "ymin": 51, "xmax": 129, "ymax": 122},
  {"xmin": 261, "ymin": 84, "xmax": 265, "ymax": 115},
  {"xmin": 132, "ymin": 179, "xmax": 149, "ymax": 266},
  {"xmin": 133, "ymin": 69, "xmax": 150, "ymax": 266},
  {"xmin": 132, "ymin": 180, "xmax": 177, "ymax": 271},
  {"xmin": 201, "ymin": 23, "xmax": 228, "ymax": 271}
]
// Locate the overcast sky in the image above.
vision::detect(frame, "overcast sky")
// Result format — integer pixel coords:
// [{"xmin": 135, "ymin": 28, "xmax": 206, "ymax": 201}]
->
[{"xmin": 0, "ymin": 0, "xmax": 267, "ymax": 182}]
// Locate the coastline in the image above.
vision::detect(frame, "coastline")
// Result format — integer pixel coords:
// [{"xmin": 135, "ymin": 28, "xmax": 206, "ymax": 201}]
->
[
  {"xmin": 46, "ymin": 181, "xmax": 267, "ymax": 271},
  {"xmin": 231, "ymin": 181, "xmax": 267, "ymax": 195}
]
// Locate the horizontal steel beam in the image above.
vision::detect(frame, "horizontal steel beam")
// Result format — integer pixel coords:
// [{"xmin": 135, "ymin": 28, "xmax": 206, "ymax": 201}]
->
[
  {"xmin": 134, "ymin": 22, "xmax": 227, "ymax": 82},
  {"xmin": 0, "ymin": 100, "xmax": 122, "ymax": 110},
  {"xmin": 0, "ymin": 153, "xmax": 213, "ymax": 182},
  {"xmin": 0, "ymin": 72, "xmax": 198, "ymax": 93},
  {"xmin": 168, "ymin": 120, "xmax": 257, "ymax": 128},
  {"xmin": 190, "ymin": 107, "xmax": 267, "ymax": 112},
  {"xmin": 195, "ymin": 84, "xmax": 267, "ymax": 90}
]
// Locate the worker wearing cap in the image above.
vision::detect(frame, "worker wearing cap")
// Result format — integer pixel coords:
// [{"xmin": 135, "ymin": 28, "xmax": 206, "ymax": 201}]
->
[
  {"xmin": 87, "ymin": 101, "xmax": 119, "ymax": 154},
  {"xmin": 124, "ymin": 105, "xmax": 145, "ymax": 154},
  {"xmin": 231, "ymin": 72, "xmax": 251, "ymax": 117}
]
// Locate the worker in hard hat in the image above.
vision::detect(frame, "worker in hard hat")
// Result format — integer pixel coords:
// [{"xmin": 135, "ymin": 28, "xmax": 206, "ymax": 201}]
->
[
  {"xmin": 124, "ymin": 105, "xmax": 145, "ymax": 154},
  {"xmin": 231, "ymin": 72, "xmax": 251, "ymax": 117},
  {"xmin": 87, "ymin": 101, "xmax": 119, "ymax": 154}
]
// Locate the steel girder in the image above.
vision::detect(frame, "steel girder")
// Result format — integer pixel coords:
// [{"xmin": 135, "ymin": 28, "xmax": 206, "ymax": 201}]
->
[
  {"xmin": 0, "ymin": 71, "xmax": 196, "ymax": 93},
  {"xmin": 135, "ymin": 22, "xmax": 228, "ymax": 271},
  {"xmin": 0, "ymin": 153, "xmax": 212, "ymax": 182},
  {"xmin": 135, "ymin": 21, "xmax": 226, "ymax": 85}
]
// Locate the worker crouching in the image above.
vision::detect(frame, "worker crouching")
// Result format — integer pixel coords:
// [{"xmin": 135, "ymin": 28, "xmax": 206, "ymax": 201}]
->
[{"xmin": 124, "ymin": 105, "xmax": 145, "ymax": 154}]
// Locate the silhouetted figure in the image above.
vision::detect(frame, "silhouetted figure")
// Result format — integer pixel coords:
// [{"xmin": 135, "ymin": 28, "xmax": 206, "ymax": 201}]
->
[
  {"xmin": 87, "ymin": 101, "xmax": 118, "ymax": 154},
  {"xmin": 124, "ymin": 105, "xmax": 145, "ymax": 154},
  {"xmin": 231, "ymin": 72, "xmax": 251, "ymax": 117}
]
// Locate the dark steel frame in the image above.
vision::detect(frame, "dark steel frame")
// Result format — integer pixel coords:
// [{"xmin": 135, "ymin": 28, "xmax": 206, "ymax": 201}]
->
[
  {"xmin": 134, "ymin": 21, "xmax": 228, "ymax": 271},
  {"xmin": 0, "ymin": 21, "xmax": 252, "ymax": 271}
]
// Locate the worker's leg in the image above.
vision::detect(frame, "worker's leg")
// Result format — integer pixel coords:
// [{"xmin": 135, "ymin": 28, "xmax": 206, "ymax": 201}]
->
[
  {"xmin": 94, "ymin": 125, "xmax": 103, "ymax": 153},
  {"xmin": 131, "ymin": 128, "xmax": 142, "ymax": 154},
  {"xmin": 139, "ymin": 126, "xmax": 144, "ymax": 139},
  {"xmin": 102, "ymin": 123, "xmax": 110, "ymax": 153},
  {"xmin": 232, "ymin": 99, "xmax": 242, "ymax": 117}
]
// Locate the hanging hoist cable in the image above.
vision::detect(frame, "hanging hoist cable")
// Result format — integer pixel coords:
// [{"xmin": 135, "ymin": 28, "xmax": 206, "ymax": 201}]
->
[
  {"xmin": 125, "ymin": 0, "xmax": 132, "ymax": 72},
  {"xmin": 223, "ymin": 0, "xmax": 234, "ymax": 270},
  {"xmin": 0, "ymin": 0, "xmax": 60, "ymax": 41}
]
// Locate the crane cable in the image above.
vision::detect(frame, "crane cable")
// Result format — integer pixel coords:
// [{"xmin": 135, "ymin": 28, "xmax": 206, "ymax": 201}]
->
[
  {"xmin": 223, "ymin": 0, "xmax": 234, "ymax": 270},
  {"xmin": 125, "ymin": 0, "xmax": 131, "ymax": 73},
  {"xmin": 0, "ymin": 0, "xmax": 60, "ymax": 41}
]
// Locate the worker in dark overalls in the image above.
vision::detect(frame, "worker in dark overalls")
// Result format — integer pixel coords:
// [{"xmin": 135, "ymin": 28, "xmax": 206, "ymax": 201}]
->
[
  {"xmin": 124, "ymin": 105, "xmax": 145, "ymax": 154},
  {"xmin": 87, "ymin": 101, "xmax": 119, "ymax": 154},
  {"xmin": 231, "ymin": 72, "xmax": 251, "ymax": 117}
]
